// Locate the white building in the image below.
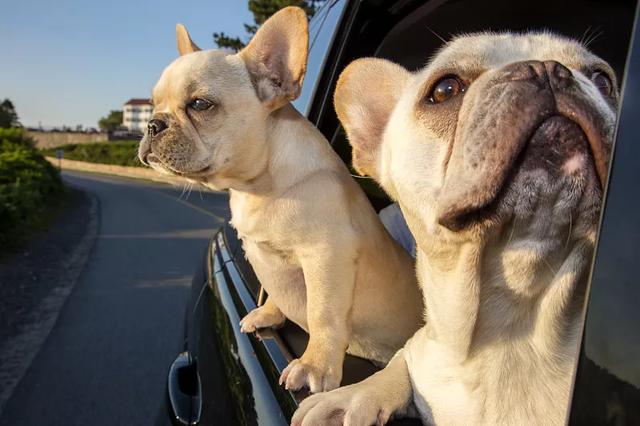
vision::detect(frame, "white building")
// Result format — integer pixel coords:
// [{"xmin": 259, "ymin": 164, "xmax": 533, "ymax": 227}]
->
[{"xmin": 123, "ymin": 98, "xmax": 153, "ymax": 132}]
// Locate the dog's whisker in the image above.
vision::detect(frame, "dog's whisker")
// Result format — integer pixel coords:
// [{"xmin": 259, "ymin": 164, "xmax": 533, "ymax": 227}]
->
[
  {"xmin": 542, "ymin": 256, "xmax": 558, "ymax": 277},
  {"xmin": 579, "ymin": 26, "xmax": 593, "ymax": 45},
  {"xmin": 179, "ymin": 182, "xmax": 189, "ymax": 199},
  {"xmin": 186, "ymin": 182, "xmax": 194, "ymax": 200},
  {"xmin": 584, "ymin": 27, "xmax": 604, "ymax": 47},
  {"xmin": 565, "ymin": 214, "xmax": 573, "ymax": 249},
  {"xmin": 426, "ymin": 26, "xmax": 447, "ymax": 44},
  {"xmin": 586, "ymin": 29, "xmax": 602, "ymax": 47},
  {"xmin": 507, "ymin": 216, "xmax": 517, "ymax": 245},
  {"xmin": 183, "ymin": 182, "xmax": 192, "ymax": 200}
]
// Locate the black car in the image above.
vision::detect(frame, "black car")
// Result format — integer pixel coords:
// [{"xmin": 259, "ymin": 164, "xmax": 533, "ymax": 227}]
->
[{"xmin": 163, "ymin": 0, "xmax": 640, "ymax": 424}]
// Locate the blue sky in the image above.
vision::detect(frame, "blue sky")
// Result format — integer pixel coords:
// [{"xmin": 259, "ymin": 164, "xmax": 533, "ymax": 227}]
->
[{"xmin": 0, "ymin": 0, "xmax": 253, "ymax": 128}]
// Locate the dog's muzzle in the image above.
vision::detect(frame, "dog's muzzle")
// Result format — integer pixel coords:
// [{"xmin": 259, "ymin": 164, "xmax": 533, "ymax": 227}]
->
[{"xmin": 436, "ymin": 60, "xmax": 612, "ymax": 230}]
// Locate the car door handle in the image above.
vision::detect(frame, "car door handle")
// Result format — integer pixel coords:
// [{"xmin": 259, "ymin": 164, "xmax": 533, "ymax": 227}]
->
[{"xmin": 167, "ymin": 351, "xmax": 202, "ymax": 425}]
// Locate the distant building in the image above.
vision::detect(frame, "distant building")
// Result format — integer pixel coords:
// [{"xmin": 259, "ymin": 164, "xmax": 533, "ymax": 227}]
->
[{"xmin": 123, "ymin": 98, "xmax": 152, "ymax": 133}]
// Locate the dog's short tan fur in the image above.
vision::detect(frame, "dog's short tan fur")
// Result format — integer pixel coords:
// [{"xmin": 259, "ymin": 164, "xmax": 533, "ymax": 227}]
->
[
  {"xmin": 138, "ymin": 7, "xmax": 423, "ymax": 393},
  {"xmin": 293, "ymin": 32, "xmax": 618, "ymax": 425}
]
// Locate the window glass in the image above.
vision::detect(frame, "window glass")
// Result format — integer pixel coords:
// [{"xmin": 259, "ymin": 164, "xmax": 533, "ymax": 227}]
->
[
  {"xmin": 292, "ymin": 0, "xmax": 347, "ymax": 117},
  {"xmin": 569, "ymin": 7, "xmax": 640, "ymax": 423}
]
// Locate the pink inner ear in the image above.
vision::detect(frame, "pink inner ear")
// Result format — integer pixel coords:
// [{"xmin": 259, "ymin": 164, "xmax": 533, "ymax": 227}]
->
[
  {"xmin": 263, "ymin": 36, "xmax": 289, "ymax": 83},
  {"xmin": 263, "ymin": 54, "xmax": 280, "ymax": 85}
]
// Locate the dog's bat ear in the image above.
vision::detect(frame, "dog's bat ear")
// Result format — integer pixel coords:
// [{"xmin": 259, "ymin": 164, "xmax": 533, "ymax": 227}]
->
[
  {"xmin": 334, "ymin": 58, "xmax": 410, "ymax": 180},
  {"xmin": 238, "ymin": 6, "xmax": 308, "ymax": 111},
  {"xmin": 176, "ymin": 24, "xmax": 201, "ymax": 56}
]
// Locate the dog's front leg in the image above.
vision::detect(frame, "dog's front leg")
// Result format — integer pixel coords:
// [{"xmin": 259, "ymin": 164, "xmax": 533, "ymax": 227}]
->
[
  {"xmin": 291, "ymin": 349, "xmax": 415, "ymax": 426},
  {"xmin": 240, "ymin": 296, "xmax": 286, "ymax": 333},
  {"xmin": 279, "ymin": 246, "xmax": 356, "ymax": 393}
]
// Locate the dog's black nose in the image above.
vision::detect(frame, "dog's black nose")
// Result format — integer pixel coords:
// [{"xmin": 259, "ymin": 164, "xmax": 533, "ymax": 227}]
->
[
  {"xmin": 147, "ymin": 119, "xmax": 167, "ymax": 136},
  {"xmin": 503, "ymin": 60, "xmax": 572, "ymax": 89},
  {"xmin": 544, "ymin": 60, "xmax": 572, "ymax": 89}
]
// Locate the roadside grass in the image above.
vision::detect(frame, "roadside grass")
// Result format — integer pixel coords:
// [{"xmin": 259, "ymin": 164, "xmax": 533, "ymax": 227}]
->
[
  {"xmin": 41, "ymin": 140, "xmax": 143, "ymax": 167},
  {"xmin": 0, "ymin": 128, "xmax": 67, "ymax": 256}
]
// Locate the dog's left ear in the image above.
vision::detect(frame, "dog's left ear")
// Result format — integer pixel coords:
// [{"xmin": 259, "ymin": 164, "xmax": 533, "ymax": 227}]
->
[
  {"xmin": 176, "ymin": 24, "xmax": 201, "ymax": 56},
  {"xmin": 239, "ymin": 6, "xmax": 308, "ymax": 111},
  {"xmin": 334, "ymin": 58, "xmax": 411, "ymax": 180}
]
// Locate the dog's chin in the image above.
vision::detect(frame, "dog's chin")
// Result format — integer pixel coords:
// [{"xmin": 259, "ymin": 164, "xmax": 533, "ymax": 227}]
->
[{"xmin": 146, "ymin": 153, "xmax": 213, "ymax": 179}]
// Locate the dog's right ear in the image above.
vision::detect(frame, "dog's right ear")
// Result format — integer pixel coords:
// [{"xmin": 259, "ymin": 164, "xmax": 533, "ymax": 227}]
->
[
  {"xmin": 334, "ymin": 58, "xmax": 410, "ymax": 180},
  {"xmin": 176, "ymin": 24, "xmax": 201, "ymax": 56},
  {"xmin": 239, "ymin": 7, "xmax": 308, "ymax": 111}
]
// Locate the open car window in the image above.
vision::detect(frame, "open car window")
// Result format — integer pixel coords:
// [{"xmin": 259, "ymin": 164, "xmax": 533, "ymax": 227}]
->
[{"xmin": 227, "ymin": 0, "xmax": 638, "ymax": 421}]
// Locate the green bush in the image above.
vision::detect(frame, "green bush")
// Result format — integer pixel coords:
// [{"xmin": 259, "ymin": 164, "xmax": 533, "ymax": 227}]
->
[
  {"xmin": 0, "ymin": 128, "xmax": 64, "ymax": 251},
  {"xmin": 41, "ymin": 140, "xmax": 143, "ymax": 167}
]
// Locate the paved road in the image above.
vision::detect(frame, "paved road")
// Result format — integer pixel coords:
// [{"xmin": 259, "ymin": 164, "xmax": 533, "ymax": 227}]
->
[{"xmin": 0, "ymin": 171, "xmax": 229, "ymax": 426}]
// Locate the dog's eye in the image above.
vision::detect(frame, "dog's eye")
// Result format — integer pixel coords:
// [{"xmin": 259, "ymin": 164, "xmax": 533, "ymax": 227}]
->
[
  {"xmin": 189, "ymin": 98, "xmax": 214, "ymax": 111},
  {"xmin": 591, "ymin": 71, "xmax": 613, "ymax": 97},
  {"xmin": 428, "ymin": 76, "xmax": 466, "ymax": 104}
]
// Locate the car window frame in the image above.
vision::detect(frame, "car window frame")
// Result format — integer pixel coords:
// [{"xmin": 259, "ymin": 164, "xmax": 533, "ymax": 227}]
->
[{"xmin": 292, "ymin": 0, "xmax": 349, "ymax": 117}]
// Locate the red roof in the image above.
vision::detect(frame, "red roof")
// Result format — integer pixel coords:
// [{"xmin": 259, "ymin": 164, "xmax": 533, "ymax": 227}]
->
[{"xmin": 124, "ymin": 98, "xmax": 152, "ymax": 106}]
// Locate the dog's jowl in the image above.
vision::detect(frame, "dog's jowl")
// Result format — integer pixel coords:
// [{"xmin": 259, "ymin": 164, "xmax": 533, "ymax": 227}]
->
[
  {"xmin": 294, "ymin": 32, "xmax": 618, "ymax": 425},
  {"xmin": 137, "ymin": 7, "xmax": 424, "ymax": 394}
]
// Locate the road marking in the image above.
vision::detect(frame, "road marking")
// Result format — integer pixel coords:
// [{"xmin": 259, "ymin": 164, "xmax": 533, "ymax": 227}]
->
[
  {"xmin": 64, "ymin": 170, "xmax": 227, "ymax": 223},
  {"xmin": 151, "ymin": 188, "xmax": 226, "ymax": 222}
]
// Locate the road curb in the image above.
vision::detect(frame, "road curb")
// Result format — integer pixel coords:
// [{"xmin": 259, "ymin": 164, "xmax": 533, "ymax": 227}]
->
[
  {"xmin": 45, "ymin": 156, "xmax": 190, "ymax": 186},
  {"xmin": 0, "ymin": 192, "xmax": 100, "ymax": 415}
]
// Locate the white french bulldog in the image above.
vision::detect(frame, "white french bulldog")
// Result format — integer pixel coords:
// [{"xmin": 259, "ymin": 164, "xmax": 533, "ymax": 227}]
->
[
  {"xmin": 293, "ymin": 32, "xmax": 618, "ymax": 425},
  {"xmin": 138, "ymin": 7, "xmax": 424, "ymax": 393}
]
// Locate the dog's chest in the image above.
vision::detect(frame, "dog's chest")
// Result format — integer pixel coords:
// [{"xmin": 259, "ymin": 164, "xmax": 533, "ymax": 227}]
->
[
  {"xmin": 407, "ymin": 338, "xmax": 572, "ymax": 425},
  {"xmin": 228, "ymin": 191, "xmax": 275, "ymax": 242}
]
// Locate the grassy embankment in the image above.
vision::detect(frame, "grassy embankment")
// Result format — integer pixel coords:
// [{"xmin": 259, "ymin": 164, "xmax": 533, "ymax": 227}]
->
[
  {"xmin": 41, "ymin": 140, "xmax": 142, "ymax": 167},
  {"xmin": 0, "ymin": 128, "xmax": 66, "ymax": 254}
]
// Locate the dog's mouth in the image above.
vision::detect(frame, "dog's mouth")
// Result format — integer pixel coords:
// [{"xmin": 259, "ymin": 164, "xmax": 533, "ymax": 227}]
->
[
  {"xmin": 142, "ymin": 151, "xmax": 212, "ymax": 178},
  {"xmin": 523, "ymin": 115, "xmax": 600, "ymax": 183}
]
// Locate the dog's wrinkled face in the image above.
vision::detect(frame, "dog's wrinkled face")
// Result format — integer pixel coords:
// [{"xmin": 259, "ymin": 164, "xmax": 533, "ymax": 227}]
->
[
  {"xmin": 140, "ymin": 51, "xmax": 267, "ymax": 180},
  {"xmin": 139, "ymin": 7, "xmax": 308, "ymax": 189},
  {"xmin": 336, "ymin": 33, "xmax": 618, "ymax": 248}
]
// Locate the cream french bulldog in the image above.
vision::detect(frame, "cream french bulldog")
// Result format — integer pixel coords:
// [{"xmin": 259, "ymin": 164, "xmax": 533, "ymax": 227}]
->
[
  {"xmin": 137, "ymin": 7, "xmax": 423, "ymax": 393},
  {"xmin": 293, "ymin": 32, "xmax": 618, "ymax": 425}
]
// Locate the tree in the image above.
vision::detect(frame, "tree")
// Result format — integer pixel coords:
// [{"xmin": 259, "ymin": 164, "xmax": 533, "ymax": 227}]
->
[
  {"xmin": 0, "ymin": 99, "xmax": 20, "ymax": 128},
  {"xmin": 213, "ymin": 0, "xmax": 326, "ymax": 51},
  {"xmin": 98, "ymin": 110, "xmax": 123, "ymax": 132},
  {"xmin": 212, "ymin": 31, "xmax": 246, "ymax": 51}
]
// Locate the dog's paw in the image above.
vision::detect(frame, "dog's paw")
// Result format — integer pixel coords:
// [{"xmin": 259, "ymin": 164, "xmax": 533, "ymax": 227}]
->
[
  {"xmin": 279, "ymin": 357, "xmax": 341, "ymax": 393},
  {"xmin": 239, "ymin": 305, "xmax": 285, "ymax": 333},
  {"xmin": 291, "ymin": 383, "xmax": 394, "ymax": 426}
]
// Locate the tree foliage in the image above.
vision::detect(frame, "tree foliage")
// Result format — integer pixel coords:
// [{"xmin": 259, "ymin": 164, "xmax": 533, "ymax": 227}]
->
[
  {"xmin": 213, "ymin": 0, "xmax": 325, "ymax": 51},
  {"xmin": 0, "ymin": 128, "xmax": 63, "ymax": 252},
  {"xmin": 0, "ymin": 99, "xmax": 20, "ymax": 128},
  {"xmin": 98, "ymin": 110, "xmax": 123, "ymax": 132},
  {"xmin": 212, "ymin": 31, "xmax": 246, "ymax": 51}
]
